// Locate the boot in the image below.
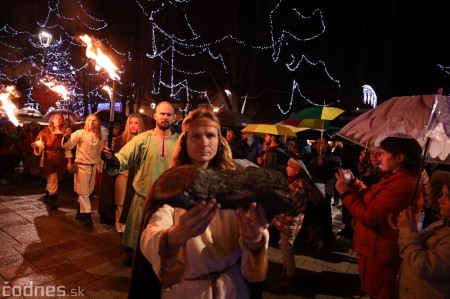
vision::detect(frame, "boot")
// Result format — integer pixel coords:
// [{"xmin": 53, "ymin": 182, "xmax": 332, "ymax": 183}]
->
[
  {"xmin": 44, "ymin": 190, "xmax": 51, "ymax": 205},
  {"xmin": 277, "ymin": 275, "xmax": 296, "ymax": 293},
  {"xmin": 75, "ymin": 203, "xmax": 84, "ymax": 221},
  {"xmin": 273, "ymin": 275, "xmax": 296, "ymax": 293},
  {"xmin": 82, "ymin": 213, "xmax": 94, "ymax": 227},
  {"xmin": 49, "ymin": 194, "xmax": 58, "ymax": 210},
  {"xmin": 121, "ymin": 246, "xmax": 134, "ymax": 267},
  {"xmin": 272, "ymin": 268, "xmax": 287, "ymax": 283}
]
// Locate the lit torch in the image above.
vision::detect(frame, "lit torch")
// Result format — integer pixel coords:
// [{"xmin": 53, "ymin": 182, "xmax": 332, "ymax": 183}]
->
[
  {"xmin": 0, "ymin": 85, "xmax": 20, "ymax": 126},
  {"xmin": 79, "ymin": 34, "xmax": 120, "ymax": 148},
  {"xmin": 40, "ymin": 78, "xmax": 70, "ymax": 125},
  {"xmin": 102, "ymin": 85, "xmax": 113, "ymax": 100}
]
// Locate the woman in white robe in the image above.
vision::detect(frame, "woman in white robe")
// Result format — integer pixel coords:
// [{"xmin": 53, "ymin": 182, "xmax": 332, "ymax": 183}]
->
[{"xmin": 139, "ymin": 109, "xmax": 269, "ymax": 299}]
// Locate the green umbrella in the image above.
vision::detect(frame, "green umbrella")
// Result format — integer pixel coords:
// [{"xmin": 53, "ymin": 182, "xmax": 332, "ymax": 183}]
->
[
  {"xmin": 283, "ymin": 106, "xmax": 344, "ymax": 131},
  {"xmin": 284, "ymin": 106, "xmax": 344, "ymax": 153},
  {"xmin": 287, "ymin": 106, "xmax": 345, "ymax": 121}
]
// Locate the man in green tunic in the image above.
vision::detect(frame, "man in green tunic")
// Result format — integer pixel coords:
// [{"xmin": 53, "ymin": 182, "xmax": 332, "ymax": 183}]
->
[{"xmin": 102, "ymin": 101, "xmax": 178, "ymax": 264}]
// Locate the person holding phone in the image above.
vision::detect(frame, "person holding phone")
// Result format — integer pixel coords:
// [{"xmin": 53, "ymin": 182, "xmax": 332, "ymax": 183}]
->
[{"xmin": 335, "ymin": 137, "xmax": 424, "ymax": 299}]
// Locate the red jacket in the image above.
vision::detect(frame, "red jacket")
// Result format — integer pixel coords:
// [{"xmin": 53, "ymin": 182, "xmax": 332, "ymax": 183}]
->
[{"xmin": 345, "ymin": 170, "xmax": 423, "ymax": 266}]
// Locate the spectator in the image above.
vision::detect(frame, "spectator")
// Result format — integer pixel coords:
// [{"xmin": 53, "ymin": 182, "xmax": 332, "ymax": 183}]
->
[
  {"xmin": 113, "ymin": 114, "xmax": 145, "ymax": 235},
  {"xmin": 335, "ymin": 137, "xmax": 424, "ymax": 299},
  {"xmin": 264, "ymin": 134, "xmax": 290, "ymax": 177},
  {"xmin": 4, "ymin": 124, "xmax": 21, "ymax": 175},
  {"xmin": 395, "ymin": 170, "xmax": 450, "ymax": 298},
  {"xmin": 338, "ymin": 146, "xmax": 383, "ymax": 238},
  {"xmin": 102, "ymin": 101, "xmax": 178, "ymax": 265},
  {"xmin": 286, "ymin": 140, "xmax": 300, "ymax": 157},
  {"xmin": 131, "ymin": 108, "xmax": 269, "ymax": 298},
  {"xmin": 63, "ymin": 114, "xmax": 108, "ymax": 226},
  {"xmin": 240, "ymin": 132, "xmax": 262, "ymax": 164},
  {"xmin": 32, "ymin": 114, "xmax": 69, "ymax": 209},
  {"xmin": 297, "ymin": 139, "xmax": 311, "ymax": 156},
  {"xmin": 0, "ymin": 125, "xmax": 20, "ymax": 183},
  {"xmin": 226, "ymin": 129, "xmax": 244, "ymax": 158},
  {"xmin": 272, "ymin": 158, "xmax": 319, "ymax": 291},
  {"xmin": 303, "ymin": 137, "xmax": 341, "ymax": 249},
  {"xmin": 357, "ymin": 147, "xmax": 383, "ymax": 187},
  {"xmin": 112, "ymin": 124, "xmax": 122, "ymax": 137},
  {"xmin": 256, "ymin": 139, "xmax": 269, "ymax": 167},
  {"xmin": 22, "ymin": 122, "xmax": 40, "ymax": 177}
]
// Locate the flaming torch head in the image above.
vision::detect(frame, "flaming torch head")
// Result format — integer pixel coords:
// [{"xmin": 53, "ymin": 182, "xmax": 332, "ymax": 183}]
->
[
  {"xmin": 79, "ymin": 34, "xmax": 120, "ymax": 81},
  {"xmin": 102, "ymin": 85, "xmax": 113, "ymax": 100},
  {"xmin": 0, "ymin": 85, "xmax": 20, "ymax": 126},
  {"xmin": 79, "ymin": 34, "xmax": 120, "ymax": 149},
  {"xmin": 40, "ymin": 79, "xmax": 69, "ymax": 103}
]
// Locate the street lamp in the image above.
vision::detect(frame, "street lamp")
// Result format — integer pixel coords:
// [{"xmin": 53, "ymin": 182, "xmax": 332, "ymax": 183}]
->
[{"xmin": 38, "ymin": 31, "xmax": 52, "ymax": 74}]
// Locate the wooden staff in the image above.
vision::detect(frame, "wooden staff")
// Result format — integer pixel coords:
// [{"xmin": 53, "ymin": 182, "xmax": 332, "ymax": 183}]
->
[{"xmin": 108, "ymin": 80, "xmax": 116, "ymax": 149}]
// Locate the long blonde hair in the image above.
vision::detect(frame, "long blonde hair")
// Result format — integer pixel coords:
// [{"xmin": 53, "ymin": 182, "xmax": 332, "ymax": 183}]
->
[
  {"xmin": 84, "ymin": 114, "xmax": 102, "ymax": 139},
  {"xmin": 122, "ymin": 113, "xmax": 145, "ymax": 143},
  {"xmin": 171, "ymin": 109, "xmax": 235, "ymax": 170}
]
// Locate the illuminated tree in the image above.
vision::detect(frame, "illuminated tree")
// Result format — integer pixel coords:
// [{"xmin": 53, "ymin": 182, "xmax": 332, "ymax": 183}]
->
[{"xmin": 0, "ymin": 0, "xmax": 127, "ymax": 116}]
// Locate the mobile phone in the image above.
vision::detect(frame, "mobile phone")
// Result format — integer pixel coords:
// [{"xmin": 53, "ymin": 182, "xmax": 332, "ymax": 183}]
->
[{"xmin": 342, "ymin": 170, "xmax": 354, "ymax": 184}]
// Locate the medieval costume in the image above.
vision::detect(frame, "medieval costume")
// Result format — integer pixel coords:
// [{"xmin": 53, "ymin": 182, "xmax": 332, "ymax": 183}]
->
[
  {"xmin": 107, "ymin": 130, "xmax": 179, "ymax": 249},
  {"xmin": 63, "ymin": 127, "xmax": 107, "ymax": 224},
  {"xmin": 34, "ymin": 127, "xmax": 68, "ymax": 208}
]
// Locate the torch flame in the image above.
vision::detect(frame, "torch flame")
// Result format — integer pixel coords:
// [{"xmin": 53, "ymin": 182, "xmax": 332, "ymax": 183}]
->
[
  {"xmin": 0, "ymin": 85, "xmax": 20, "ymax": 126},
  {"xmin": 40, "ymin": 79, "xmax": 69, "ymax": 102},
  {"xmin": 102, "ymin": 85, "xmax": 113, "ymax": 100},
  {"xmin": 79, "ymin": 34, "xmax": 120, "ymax": 81}
]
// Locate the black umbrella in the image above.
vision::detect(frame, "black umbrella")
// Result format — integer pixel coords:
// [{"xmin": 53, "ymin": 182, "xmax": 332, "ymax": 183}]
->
[
  {"xmin": 296, "ymin": 129, "xmax": 333, "ymax": 141},
  {"xmin": 216, "ymin": 110, "xmax": 252, "ymax": 127},
  {"xmin": 93, "ymin": 109, "xmax": 127, "ymax": 123}
]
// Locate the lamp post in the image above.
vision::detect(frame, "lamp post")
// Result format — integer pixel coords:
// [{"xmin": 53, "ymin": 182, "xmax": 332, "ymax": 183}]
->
[{"xmin": 38, "ymin": 31, "xmax": 52, "ymax": 75}]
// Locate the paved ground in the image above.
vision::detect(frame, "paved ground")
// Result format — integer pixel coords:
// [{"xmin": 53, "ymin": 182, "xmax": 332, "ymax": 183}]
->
[{"xmin": 0, "ymin": 169, "xmax": 360, "ymax": 299}]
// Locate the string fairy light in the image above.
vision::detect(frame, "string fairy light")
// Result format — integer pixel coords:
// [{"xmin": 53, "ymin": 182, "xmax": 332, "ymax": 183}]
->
[
  {"xmin": 362, "ymin": 84, "xmax": 377, "ymax": 108},
  {"xmin": 136, "ymin": 0, "xmax": 340, "ymax": 113},
  {"xmin": 1, "ymin": 0, "xmax": 345, "ymax": 115},
  {"xmin": 437, "ymin": 64, "xmax": 450, "ymax": 75}
]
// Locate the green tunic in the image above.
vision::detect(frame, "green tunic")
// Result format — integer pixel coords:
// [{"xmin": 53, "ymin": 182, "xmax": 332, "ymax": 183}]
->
[{"xmin": 109, "ymin": 130, "xmax": 179, "ymax": 249}]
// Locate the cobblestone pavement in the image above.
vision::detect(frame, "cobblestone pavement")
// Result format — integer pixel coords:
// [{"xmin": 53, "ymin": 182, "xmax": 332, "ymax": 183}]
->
[{"xmin": 0, "ymin": 170, "xmax": 360, "ymax": 299}]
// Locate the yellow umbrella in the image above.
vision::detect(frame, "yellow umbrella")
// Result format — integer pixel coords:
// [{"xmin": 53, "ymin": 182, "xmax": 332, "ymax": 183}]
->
[{"xmin": 241, "ymin": 123, "xmax": 306, "ymax": 137}]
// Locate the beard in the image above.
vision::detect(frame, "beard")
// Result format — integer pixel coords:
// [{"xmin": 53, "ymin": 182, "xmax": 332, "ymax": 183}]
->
[{"xmin": 156, "ymin": 121, "xmax": 171, "ymax": 131}]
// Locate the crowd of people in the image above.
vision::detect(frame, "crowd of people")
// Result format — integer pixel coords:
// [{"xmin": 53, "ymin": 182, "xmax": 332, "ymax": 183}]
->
[{"xmin": 2, "ymin": 104, "xmax": 449, "ymax": 299}]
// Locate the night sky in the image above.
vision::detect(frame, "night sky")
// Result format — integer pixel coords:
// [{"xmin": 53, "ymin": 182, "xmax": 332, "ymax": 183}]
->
[{"xmin": 1, "ymin": 0, "xmax": 449, "ymax": 118}]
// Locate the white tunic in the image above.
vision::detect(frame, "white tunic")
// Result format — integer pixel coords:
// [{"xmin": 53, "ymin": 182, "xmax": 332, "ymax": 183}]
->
[
  {"xmin": 63, "ymin": 128, "xmax": 107, "ymax": 195},
  {"xmin": 140, "ymin": 204, "xmax": 269, "ymax": 299}
]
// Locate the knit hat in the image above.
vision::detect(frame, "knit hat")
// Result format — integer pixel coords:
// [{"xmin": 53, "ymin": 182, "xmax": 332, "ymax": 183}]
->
[{"xmin": 287, "ymin": 158, "xmax": 302, "ymax": 173}]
